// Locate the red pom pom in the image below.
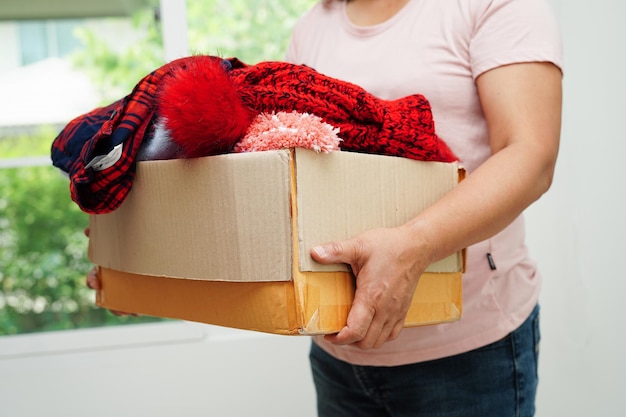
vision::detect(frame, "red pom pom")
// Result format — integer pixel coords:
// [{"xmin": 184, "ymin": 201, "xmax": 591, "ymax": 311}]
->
[{"xmin": 156, "ymin": 56, "xmax": 255, "ymax": 158}]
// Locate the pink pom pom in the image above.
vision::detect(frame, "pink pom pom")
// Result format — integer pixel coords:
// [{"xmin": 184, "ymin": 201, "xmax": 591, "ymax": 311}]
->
[{"xmin": 234, "ymin": 111, "xmax": 341, "ymax": 153}]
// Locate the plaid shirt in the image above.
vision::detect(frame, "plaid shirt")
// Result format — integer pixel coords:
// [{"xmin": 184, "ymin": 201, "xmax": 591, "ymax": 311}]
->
[{"xmin": 51, "ymin": 56, "xmax": 215, "ymax": 214}]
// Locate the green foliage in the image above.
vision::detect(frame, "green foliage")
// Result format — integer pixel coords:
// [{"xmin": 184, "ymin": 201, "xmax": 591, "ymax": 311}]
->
[
  {"xmin": 186, "ymin": 0, "xmax": 317, "ymax": 63},
  {"xmin": 72, "ymin": 7, "xmax": 165, "ymax": 102},
  {"xmin": 0, "ymin": 134, "xmax": 162, "ymax": 335},
  {"xmin": 0, "ymin": 126, "xmax": 60, "ymax": 158},
  {"xmin": 71, "ymin": 0, "xmax": 317, "ymax": 99}
]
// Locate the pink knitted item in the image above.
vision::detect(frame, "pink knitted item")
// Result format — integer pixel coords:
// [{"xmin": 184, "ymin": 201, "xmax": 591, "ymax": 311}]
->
[{"xmin": 234, "ymin": 111, "xmax": 341, "ymax": 153}]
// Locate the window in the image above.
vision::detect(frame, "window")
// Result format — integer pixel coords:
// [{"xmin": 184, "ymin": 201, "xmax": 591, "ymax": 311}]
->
[
  {"xmin": 18, "ymin": 20, "xmax": 83, "ymax": 65},
  {"xmin": 1, "ymin": 13, "xmax": 162, "ymax": 335},
  {"xmin": 1, "ymin": 0, "xmax": 317, "ymax": 336}
]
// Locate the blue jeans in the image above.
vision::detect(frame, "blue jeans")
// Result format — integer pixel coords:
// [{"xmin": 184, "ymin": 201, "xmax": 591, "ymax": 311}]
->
[{"xmin": 310, "ymin": 305, "xmax": 540, "ymax": 417}]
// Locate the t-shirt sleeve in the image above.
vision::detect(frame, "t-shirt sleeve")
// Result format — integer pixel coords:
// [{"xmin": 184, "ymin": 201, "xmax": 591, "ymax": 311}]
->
[{"xmin": 470, "ymin": 0, "xmax": 563, "ymax": 79}]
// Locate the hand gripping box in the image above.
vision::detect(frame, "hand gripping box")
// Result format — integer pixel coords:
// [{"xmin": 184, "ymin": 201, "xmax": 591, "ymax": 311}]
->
[{"xmin": 88, "ymin": 148, "xmax": 465, "ymax": 335}]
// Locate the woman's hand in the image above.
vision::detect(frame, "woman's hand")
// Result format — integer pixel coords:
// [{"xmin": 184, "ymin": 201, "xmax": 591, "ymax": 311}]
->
[
  {"xmin": 83, "ymin": 228, "xmax": 101, "ymax": 290},
  {"xmin": 85, "ymin": 265, "xmax": 101, "ymax": 291},
  {"xmin": 310, "ymin": 62, "xmax": 562, "ymax": 350},
  {"xmin": 311, "ymin": 225, "xmax": 430, "ymax": 350}
]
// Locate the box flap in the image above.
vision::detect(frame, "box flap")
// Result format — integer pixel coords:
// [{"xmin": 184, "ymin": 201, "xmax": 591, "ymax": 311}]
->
[
  {"xmin": 88, "ymin": 150, "xmax": 293, "ymax": 282},
  {"xmin": 295, "ymin": 148, "xmax": 463, "ymax": 273}
]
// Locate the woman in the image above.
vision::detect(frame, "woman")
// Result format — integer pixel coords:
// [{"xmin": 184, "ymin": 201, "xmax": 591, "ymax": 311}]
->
[{"xmin": 286, "ymin": 0, "xmax": 562, "ymax": 416}]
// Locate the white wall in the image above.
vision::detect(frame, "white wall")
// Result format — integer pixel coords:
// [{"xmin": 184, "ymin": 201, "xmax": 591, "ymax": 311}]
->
[
  {"xmin": 0, "ymin": 322, "xmax": 317, "ymax": 417},
  {"xmin": 529, "ymin": 0, "xmax": 626, "ymax": 415}
]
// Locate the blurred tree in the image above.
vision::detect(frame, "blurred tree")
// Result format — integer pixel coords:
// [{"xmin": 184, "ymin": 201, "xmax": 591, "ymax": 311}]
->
[
  {"xmin": 72, "ymin": 0, "xmax": 316, "ymax": 102},
  {"xmin": 72, "ymin": 6, "xmax": 164, "ymax": 103},
  {"xmin": 0, "ymin": 163, "xmax": 162, "ymax": 335},
  {"xmin": 186, "ymin": 0, "xmax": 315, "ymax": 62}
]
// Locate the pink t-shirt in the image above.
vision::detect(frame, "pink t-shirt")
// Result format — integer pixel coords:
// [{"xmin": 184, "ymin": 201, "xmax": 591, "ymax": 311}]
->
[{"xmin": 286, "ymin": 0, "xmax": 563, "ymax": 366}]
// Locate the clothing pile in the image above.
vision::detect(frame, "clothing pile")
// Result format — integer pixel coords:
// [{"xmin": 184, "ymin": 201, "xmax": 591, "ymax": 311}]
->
[{"xmin": 51, "ymin": 55, "xmax": 456, "ymax": 214}]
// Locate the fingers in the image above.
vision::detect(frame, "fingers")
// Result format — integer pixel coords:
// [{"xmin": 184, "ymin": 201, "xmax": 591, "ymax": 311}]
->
[
  {"xmin": 312, "ymin": 229, "xmax": 421, "ymax": 350},
  {"xmin": 324, "ymin": 317, "xmax": 402, "ymax": 349},
  {"xmin": 86, "ymin": 266, "xmax": 101, "ymax": 290},
  {"xmin": 324, "ymin": 294, "xmax": 375, "ymax": 346},
  {"xmin": 324, "ymin": 290, "xmax": 405, "ymax": 349},
  {"xmin": 311, "ymin": 239, "xmax": 364, "ymax": 277},
  {"xmin": 311, "ymin": 240, "xmax": 353, "ymax": 265},
  {"xmin": 110, "ymin": 309, "xmax": 138, "ymax": 317},
  {"xmin": 86, "ymin": 266, "xmax": 137, "ymax": 317}
]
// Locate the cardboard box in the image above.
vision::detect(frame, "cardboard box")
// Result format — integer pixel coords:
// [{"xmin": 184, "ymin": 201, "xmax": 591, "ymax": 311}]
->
[{"xmin": 89, "ymin": 148, "xmax": 465, "ymax": 335}]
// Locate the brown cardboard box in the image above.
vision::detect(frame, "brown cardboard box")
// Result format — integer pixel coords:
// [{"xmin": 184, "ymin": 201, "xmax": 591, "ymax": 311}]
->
[{"xmin": 89, "ymin": 148, "xmax": 464, "ymax": 335}]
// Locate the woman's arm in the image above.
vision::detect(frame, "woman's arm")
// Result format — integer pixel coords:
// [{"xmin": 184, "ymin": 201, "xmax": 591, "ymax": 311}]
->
[{"xmin": 310, "ymin": 61, "xmax": 563, "ymax": 349}]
